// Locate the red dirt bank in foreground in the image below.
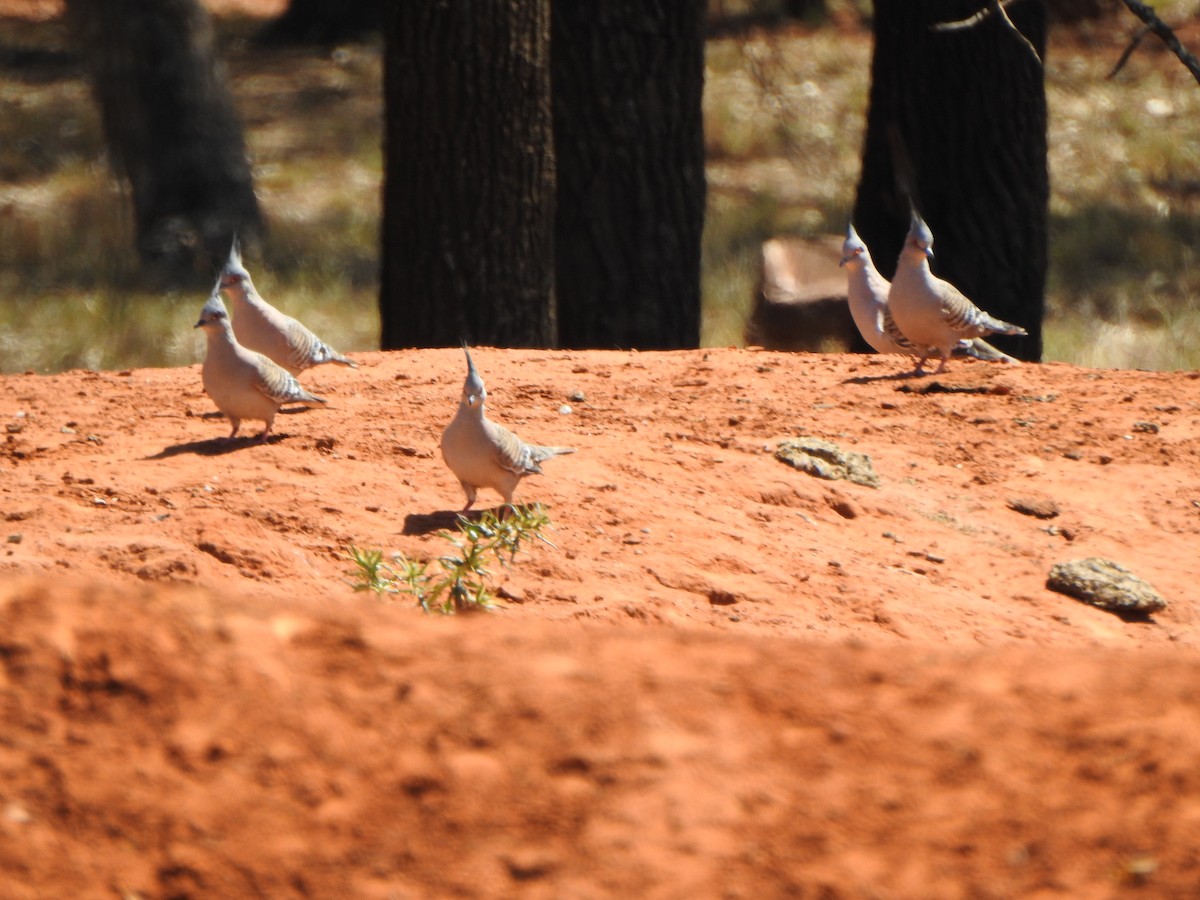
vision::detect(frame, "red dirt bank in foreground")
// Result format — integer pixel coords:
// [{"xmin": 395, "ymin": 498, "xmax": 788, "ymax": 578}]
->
[{"xmin": 2, "ymin": 348, "xmax": 1199, "ymax": 897}]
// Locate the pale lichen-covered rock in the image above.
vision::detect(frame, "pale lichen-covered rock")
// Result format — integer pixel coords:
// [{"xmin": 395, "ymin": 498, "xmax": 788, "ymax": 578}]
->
[
  {"xmin": 1046, "ymin": 558, "xmax": 1167, "ymax": 616},
  {"xmin": 775, "ymin": 438, "xmax": 880, "ymax": 489}
]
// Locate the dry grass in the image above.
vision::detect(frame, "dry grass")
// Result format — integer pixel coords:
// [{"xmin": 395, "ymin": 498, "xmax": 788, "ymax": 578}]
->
[
  {"xmin": 701, "ymin": 25, "xmax": 871, "ymax": 346},
  {"xmin": 3, "ymin": 10, "xmax": 1200, "ymax": 371},
  {"xmin": 0, "ymin": 17, "xmax": 382, "ymax": 372}
]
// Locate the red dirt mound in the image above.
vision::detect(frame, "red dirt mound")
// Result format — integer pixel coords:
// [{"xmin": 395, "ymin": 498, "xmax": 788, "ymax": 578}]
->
[{"xmin": 2, "ymin": 348, "xmax": 1200, "ymax": 897}]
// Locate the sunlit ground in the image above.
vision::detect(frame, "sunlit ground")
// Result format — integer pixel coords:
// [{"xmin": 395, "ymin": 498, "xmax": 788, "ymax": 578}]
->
[{"xmin": 3, "ymin": 12, "xmax": 1200, "ymax": 373}]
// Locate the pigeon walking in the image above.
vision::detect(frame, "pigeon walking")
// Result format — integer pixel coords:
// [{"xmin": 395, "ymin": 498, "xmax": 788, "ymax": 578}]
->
[
  {"xmin": 840, "ymin": 222, "xmax": 1017, "ymax": 367},
  {"xmin": 195, "ymin": 293, "xmax": 326, "ymax": 442},
  {"xmin": 440, "ymin": 345, "xmax": 574, "ymax": 510},
  {"xmin": 217, "ymin": 238, "xmax": 356, "ymax": 376},
  {"xmin": 887, "ymin": 212, "xmax": 1027, "ymax": 374}
]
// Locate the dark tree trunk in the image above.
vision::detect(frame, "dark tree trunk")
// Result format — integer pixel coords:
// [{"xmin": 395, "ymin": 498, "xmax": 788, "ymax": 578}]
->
[
  {"xmin": 65, "ymin": 0, "xmax": 261, "ymax": 284},
  {"xmin": 380, "ymin": 0, "xmax": 554, "ymax": 349},
  {"xmin": 852, "ymin": 0, "xmax": 1048, "ymax": 361},
  {"xmin": 258, "ymin": 0, "xmax": 382, "ymax": 46},
  {"xmin": 552, "ymin": 0, "xmax": 706, "ymax": 349}
]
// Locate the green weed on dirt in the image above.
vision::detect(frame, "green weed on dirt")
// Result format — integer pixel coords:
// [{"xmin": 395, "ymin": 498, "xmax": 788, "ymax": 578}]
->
[{"xmin": 347, "ymin": 504, "xmax": 554, "ymax": 614}]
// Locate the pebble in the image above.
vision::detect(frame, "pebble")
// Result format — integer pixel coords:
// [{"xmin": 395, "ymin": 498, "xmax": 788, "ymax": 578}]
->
[{"xmin": 1007, "ymin": 496, "xmax": 1060, "ymax": 519}]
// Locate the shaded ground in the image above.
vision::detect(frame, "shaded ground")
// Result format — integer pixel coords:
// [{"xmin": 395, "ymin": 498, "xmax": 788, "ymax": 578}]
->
[{"xmin": 2, "ymin": 348, "xmax": 1200, "ymax": 898}]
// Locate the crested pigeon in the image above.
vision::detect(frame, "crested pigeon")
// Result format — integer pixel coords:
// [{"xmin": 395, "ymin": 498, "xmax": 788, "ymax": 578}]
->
[
  {"xmin": 887, "ymin": 211, "xmax": 1027, "ymax": 374},
  {"xmin": 195, "ymin": 293, "xmax": 327, "ymax": 442},
  {"xmin": 439, "ymin": 345, "xmax": 575, "ymax": 511},
  {"xmin": 839, "ymin": 222, "xmax": 1018, "ymax": 366},
  {"xmin": 217, "ymin": 238, "xmax": 356, "ymax": 376}
]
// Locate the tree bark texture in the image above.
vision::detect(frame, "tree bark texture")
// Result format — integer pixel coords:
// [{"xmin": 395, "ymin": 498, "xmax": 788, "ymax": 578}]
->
[
  {"xmin": 852, "ymin": 0, "xmax": 1048, "ymax": 360},
  {"xmin": 552, "ymin": 0, "xmax": 706, "ymax": 349},
  {"xmin": 380, "ymin": 0, "xmax": 555, "ymax": 349},
  {"xmin": 65, "ymin": 0, "xmax": 260, "ymax": 284}
]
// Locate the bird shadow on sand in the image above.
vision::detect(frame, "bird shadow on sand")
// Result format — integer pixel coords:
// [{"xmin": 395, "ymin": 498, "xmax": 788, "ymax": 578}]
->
[
  {"xmin": 402, "ymin": 509, "xmax": 470, "ymax": 535},
  {"xmin": 145, "ymin": 432, "xmax": 288, "ymax": 459},
  {"xmin": 842, "ymin": 373, "xmax": 997, "ymax": 394},
  {"xmin": 842, "ymin": 369, "xmax": 925, "ymax": 385},
  {"xmin": 894, "ymin": 381, "xmax": 996, "ymax": 396},
  {"xmin": 145, "ymin": 408, "xmax": 318, "ymax": 458},
  {"xmin": 402, "ymin": 506, "xmax": 519, "ymax": 535}
]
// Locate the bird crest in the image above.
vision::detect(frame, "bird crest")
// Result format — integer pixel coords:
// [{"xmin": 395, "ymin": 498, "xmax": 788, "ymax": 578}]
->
[
  {"xmin": 840, "ymin": 221, "xmax": 868, "ymax": 267},
  {"xmin": 195, "ymin": 292, "xmax": 230, "ymax": 328},
  {"xmin": 220, "ymin": 233, "xmax": 252, "ymax": 287},
  {"xmin": 906, "ymin": 210, "xmax": 934, "ymax": 258},
  {"xmin": 460, "ymin": 343, "xmax": 487, "ymax": 408}
]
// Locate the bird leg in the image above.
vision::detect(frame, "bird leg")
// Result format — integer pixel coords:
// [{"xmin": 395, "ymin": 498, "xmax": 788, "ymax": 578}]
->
[{"xmin": 460, "ymin": 483, "xmax": 477, "ymax": 512}]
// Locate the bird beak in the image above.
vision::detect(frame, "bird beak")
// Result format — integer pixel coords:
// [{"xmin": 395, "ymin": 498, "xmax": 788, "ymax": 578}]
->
[
  {"xmin": 194, "ymin": 319, "xmax": 204, "ymax": 329},
  {"xmin": 838, "ymin": 256, "xmax": 849, "ymax": 268},
  {"xmin": 924, "ymin": 247, "xmax": 935, "ymax": 260}
]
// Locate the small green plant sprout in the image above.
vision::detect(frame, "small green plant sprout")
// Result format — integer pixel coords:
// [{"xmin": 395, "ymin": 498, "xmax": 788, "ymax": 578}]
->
[{"xmin": 346, "ymin": 503, "xmax": 554, "ymax": 614}]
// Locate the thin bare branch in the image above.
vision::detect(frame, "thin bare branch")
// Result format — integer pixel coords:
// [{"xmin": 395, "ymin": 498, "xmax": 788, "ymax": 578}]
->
[
  {"xmin": 1119, "ymin": 0, "xmax": 1200, "ymax": 87},
  {"xmin": 1108, "ymin": 24, "xmax": 1150, "ymax": 80}
]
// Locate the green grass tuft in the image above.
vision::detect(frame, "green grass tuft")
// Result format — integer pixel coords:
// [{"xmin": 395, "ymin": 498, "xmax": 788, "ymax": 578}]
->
[{"xmin": 347, "ymin": 504, "xmax": 554, "ymax": 614}]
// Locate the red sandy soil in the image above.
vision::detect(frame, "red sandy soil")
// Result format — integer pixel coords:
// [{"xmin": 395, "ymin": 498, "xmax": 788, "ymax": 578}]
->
[{"xmin": 2, "ymin": 348, "xmax": 1200, "ymax": 898}]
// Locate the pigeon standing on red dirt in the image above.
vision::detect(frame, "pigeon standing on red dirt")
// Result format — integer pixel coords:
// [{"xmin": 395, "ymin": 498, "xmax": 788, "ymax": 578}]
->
[
  {"xmin": 841, "ymin": 221, "xmax": 916, "ymax": 356},
  {"xmin": 439, "ymin": 344, "xmax": 574, "ymax": 511},
  {"xmin": 195, "ymin": 293, "xmax": 326, "ymax": 442},
  {"xmin": 217, "ymin": 238, "xmax": 356, "ymax": 376},
  {"xmin": 840, "ymin": 222, "xmax": 1016, "ymax": 367},
  {"xmin": 887, "ymin": 212, "xmax": 1027, "ymax": 374}
]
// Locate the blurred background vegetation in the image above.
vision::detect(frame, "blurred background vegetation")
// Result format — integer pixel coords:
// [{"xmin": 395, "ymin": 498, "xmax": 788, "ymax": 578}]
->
[{"xmin": 2, "ymin": 0, "xmax": 1200, "ymax": 372}]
